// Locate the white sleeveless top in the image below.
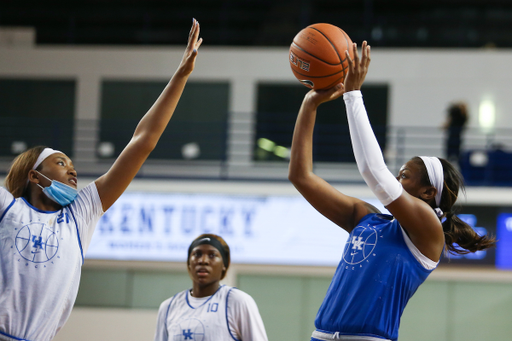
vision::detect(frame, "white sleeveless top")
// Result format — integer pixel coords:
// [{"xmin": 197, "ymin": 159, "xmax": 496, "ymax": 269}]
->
[
  {"xmin": 0, "ymin": 183, "xmax": 103, "ymax": 341},
  {"xmin": 154, "ymin": 285, "xmax": 268, "ymax": 341}
]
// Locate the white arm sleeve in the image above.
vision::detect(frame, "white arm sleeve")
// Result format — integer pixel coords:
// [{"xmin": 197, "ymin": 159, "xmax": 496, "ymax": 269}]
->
[
  {"xmin": 343, "ymin": 90, "xmax": 403, "ymax": 206},
  {"xmin": 227, "ymin": 289, "xmax": 268, "ymax": 341}
]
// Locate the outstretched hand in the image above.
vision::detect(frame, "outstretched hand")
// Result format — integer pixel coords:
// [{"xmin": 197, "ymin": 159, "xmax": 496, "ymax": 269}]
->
[
  {"xmin": 304, "ymin": 40, "xmax": 371, "ymax": 107},
  {"xmin": 344, "ymin": 41, "xmax": 371, "ymax": 92},
  {"xmin": 178, "ymin": 18, "xmax": 203, "ymax": 76}
]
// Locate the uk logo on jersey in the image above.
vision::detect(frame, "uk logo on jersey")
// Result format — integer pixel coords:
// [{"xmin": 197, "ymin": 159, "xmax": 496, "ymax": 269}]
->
[
  {"xmin": 170, "ymin": 318, "xmax": 205, "ymax": 341},
  {"xmin": 342, "ymin": 225, "xmax": 378, "ymax": 266},
  {"xmin": 15, "ymin": 222, "xmax": 59, "ymax": 263}
]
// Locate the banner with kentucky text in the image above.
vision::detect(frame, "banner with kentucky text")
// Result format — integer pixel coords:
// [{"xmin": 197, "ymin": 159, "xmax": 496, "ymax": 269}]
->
[{"xmin": 86, "ymin": 191, "xmax": 386, "ymax": 266}]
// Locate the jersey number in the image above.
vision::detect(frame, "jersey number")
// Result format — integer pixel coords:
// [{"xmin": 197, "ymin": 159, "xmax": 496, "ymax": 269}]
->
[
  {"xmin": 57, "ymin": 212, "xmax": 70, "ymax": 224},
  {"xmin": 207, "ymin": 303, "xmax": 218, "ymax": 312}
]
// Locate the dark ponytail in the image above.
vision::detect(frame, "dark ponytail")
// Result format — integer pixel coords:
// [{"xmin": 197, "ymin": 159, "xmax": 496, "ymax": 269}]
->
[
  {"xmin": 442, "ymin": 211, "xmax": 495, "ymax": 255},
  {"xmin": 412, "ymin": 157, "xmax": 496, "ymax": 255},
  {"xmin": 437, "ymin": 158, "xmax": 496, "ymax": 255}
]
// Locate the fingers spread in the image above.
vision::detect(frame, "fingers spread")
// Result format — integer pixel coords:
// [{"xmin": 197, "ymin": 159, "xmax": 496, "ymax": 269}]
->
[
  {"xmin": 345, "ymin": 50, "xmax": 353, "ymax": 72},
  {"xmin": 196, "ymin": 37, "xmax": 204, "ymax": 50},
  {"xmin": 352, "ymin": 42, "xmax": 359, "ymax": 63}
]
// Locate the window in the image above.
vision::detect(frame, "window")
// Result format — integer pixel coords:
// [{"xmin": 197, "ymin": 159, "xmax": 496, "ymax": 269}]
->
[
  {"xmin": 254, "ymin": 83, "xmax": 388, "ymax": 162},
  {"xmin": 99, "ymin": 81, "xmax": 229, "ymax": 160},
  {"xmin": 0, "ymin": 79, "xmax": 75, "ymax": 157}
]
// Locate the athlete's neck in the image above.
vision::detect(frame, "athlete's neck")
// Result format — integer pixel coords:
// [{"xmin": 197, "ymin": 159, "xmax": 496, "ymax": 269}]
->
[
  {"xmin": 26, "ymin": 192, "xmax": 62, "ymax": 212},
  {"xmin": 191, "ymin": 281, "xmax": 220, "ymax": 298}
]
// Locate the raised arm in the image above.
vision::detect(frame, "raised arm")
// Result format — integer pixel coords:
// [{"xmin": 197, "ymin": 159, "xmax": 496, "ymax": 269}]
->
[
  {"xmin": 95, "ymin": 19, "xmax": 203, "ymax": 211},
  {"xmin": 288, "ymin": 85, "xmax": 379, "ymax": 233},
  {"xmin": 343, "ymin": 42, "xmax": 444, "ymax": 261}
]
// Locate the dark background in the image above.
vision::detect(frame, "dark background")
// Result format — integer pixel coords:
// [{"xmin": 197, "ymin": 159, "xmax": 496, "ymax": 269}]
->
[{"xmin": 3, "ymin": 0, "xmax": 512, "ymax": 48}]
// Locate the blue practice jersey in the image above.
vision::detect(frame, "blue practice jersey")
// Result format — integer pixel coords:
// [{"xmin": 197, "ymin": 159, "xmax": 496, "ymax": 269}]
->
[{"xmin": 314, "ymin": 213, "xmax": 436, "ymax": 341}]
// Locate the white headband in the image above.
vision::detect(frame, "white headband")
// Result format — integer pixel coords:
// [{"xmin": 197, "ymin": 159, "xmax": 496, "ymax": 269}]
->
[
  {"xmin": 32, "ymin": 148, "xmax": 63, "ymax": 170},
  {"xmin": 419, "ymin": 156, "xmax": 444, "ymax": 213}
]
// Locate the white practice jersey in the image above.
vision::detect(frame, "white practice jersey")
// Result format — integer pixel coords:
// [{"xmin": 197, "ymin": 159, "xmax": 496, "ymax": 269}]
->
[
  {"xmin": 0, "ymin": 183, "xmax": 103, "ymax": 341},
  {"xmin": 154, "ymin": 285, "xmax": 268, "ymax": 341}
]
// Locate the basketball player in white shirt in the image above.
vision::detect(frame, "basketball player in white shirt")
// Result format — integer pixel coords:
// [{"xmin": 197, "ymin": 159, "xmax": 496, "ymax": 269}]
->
[
  {"xmin": 0, "ymin": 19, "xmax": 204, "ymax": 341},
  {"xmin": 154, "ymin": 234, "xmax": 268, "ymax": 341}
]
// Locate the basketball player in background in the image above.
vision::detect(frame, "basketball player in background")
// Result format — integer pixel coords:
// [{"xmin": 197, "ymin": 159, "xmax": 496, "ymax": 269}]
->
[
  {"xmin": 154, "ymin": 234, "xmax": 268, "ymax": 341},
  {"xmin": 288, "ymin": 41, "xmax": 495, "ymax": 341},
  {"xmin": 0, "ymin": 19, "xmax": 203, "ymax": 341}
]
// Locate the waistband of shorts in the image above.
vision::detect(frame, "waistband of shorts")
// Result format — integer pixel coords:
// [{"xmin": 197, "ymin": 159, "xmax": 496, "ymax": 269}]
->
[
  {"xmin": 311, "ymin": 329, "xmax": 391, "ymax": 341},
  {"xmin": 0, "ymin": 330, "xmax": 32, "ymax": 341}
]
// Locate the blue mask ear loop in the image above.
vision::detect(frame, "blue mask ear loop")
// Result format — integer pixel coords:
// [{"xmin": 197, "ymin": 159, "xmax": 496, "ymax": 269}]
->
[{"xmin": 35, "ymin": 171, "xmax": 52, "ymax": 190}]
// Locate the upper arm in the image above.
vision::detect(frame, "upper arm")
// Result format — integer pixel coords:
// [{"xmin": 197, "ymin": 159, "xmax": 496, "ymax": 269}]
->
[
  {"xmin": 385, "ymin": 192, "xmax": 445, "ymax": 261},
  {"xmin": 94, "ymin": 138, "xmax": 151, "ymax": 212},
  {"xmin": 291, "ymin": 173, "xmax": 379, "ymax": 233}
]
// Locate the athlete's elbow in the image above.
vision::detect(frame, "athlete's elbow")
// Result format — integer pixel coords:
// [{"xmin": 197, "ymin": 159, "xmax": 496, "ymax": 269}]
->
[
  {"xmin": 130, "ymin": 134, "xmax": 159, "ymax": 155},
  {"xmin": 288, "ymin": 166, "xmax": 304, "ymax": 185}
]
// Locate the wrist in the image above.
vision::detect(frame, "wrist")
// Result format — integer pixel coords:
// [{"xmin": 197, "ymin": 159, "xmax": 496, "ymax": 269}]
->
[
  {"xmin": 343, "ymin": 90, "xmax": 363, "ymax": 100},
  {"xmin": 174, "ymin": 67, "xmax": 192, "ymax": 79},
  {"xmin": 303, "ymin": 92, "xmax": 321, "ymax": 109}
]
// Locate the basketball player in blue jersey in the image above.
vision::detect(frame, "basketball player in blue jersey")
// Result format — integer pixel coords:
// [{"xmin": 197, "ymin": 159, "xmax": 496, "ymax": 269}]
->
[
  {"xmin": 154, "ymin": 234, "xmax": 268, "ymax": 341},
  {"xmin": 288, "ymin": 41, "xmax": 496, "ymax": 341},
  {"xmin": 0, "ymin": 19, "xmax": 203, "ymax": 341}
]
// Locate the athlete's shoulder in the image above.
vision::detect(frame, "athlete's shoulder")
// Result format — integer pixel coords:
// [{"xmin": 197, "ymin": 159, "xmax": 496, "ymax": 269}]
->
[
  {"xmin": 158, "ymin": 296, "xmax": 175, "ymax": 312},
  {"xmin": 0, "ymin": 186, "xmax": 14, "ymax": 203},
  {"xmin": 226, "ymin": 287, "xmax": 257, "ymax": 304},
  {"xmin": 69, "ymin": 181, "xmax": 103, "ymax": 216},
  {"xmin": 0, "ymin": 187, "xmax": 16, "ymax": 223},
  {"xmin": 75, "ymin": 182, "xmax": 100, "ymax": 203},
  {"xmin": 159, "ymin": 290, "xmax": 188, "ymax": 311}
]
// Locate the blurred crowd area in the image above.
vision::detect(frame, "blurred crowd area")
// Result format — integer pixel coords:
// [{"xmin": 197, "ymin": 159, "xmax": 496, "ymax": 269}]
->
[{"xmin": 2, "ymin": 0, "xmax": 512, "ymax": 48}]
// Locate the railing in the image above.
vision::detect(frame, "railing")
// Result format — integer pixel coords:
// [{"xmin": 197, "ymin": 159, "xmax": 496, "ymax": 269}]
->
[{"xmin": 1, "ymin": 117, "xmax": 512, "ymax": 185}]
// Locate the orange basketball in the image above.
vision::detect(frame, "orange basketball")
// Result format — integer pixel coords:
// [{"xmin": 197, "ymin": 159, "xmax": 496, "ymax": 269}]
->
[{"xmin": 289, "ymin": 23, "xmax": 353, "ymax": 90}]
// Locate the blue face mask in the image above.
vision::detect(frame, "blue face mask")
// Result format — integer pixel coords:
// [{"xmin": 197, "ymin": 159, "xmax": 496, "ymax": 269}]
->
[{"xmin": 36, "ymin": 171, "xmax": 78, "ymax": 207}]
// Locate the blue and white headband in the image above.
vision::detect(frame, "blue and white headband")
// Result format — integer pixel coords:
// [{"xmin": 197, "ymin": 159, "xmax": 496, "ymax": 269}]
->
[
  {"xmin": 419, "ymin": 156, "xmax": 444, "ymax": 217},
  {"xmin": 33, "ymin": 148, "xmax": 63, "ymax": 170}
]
